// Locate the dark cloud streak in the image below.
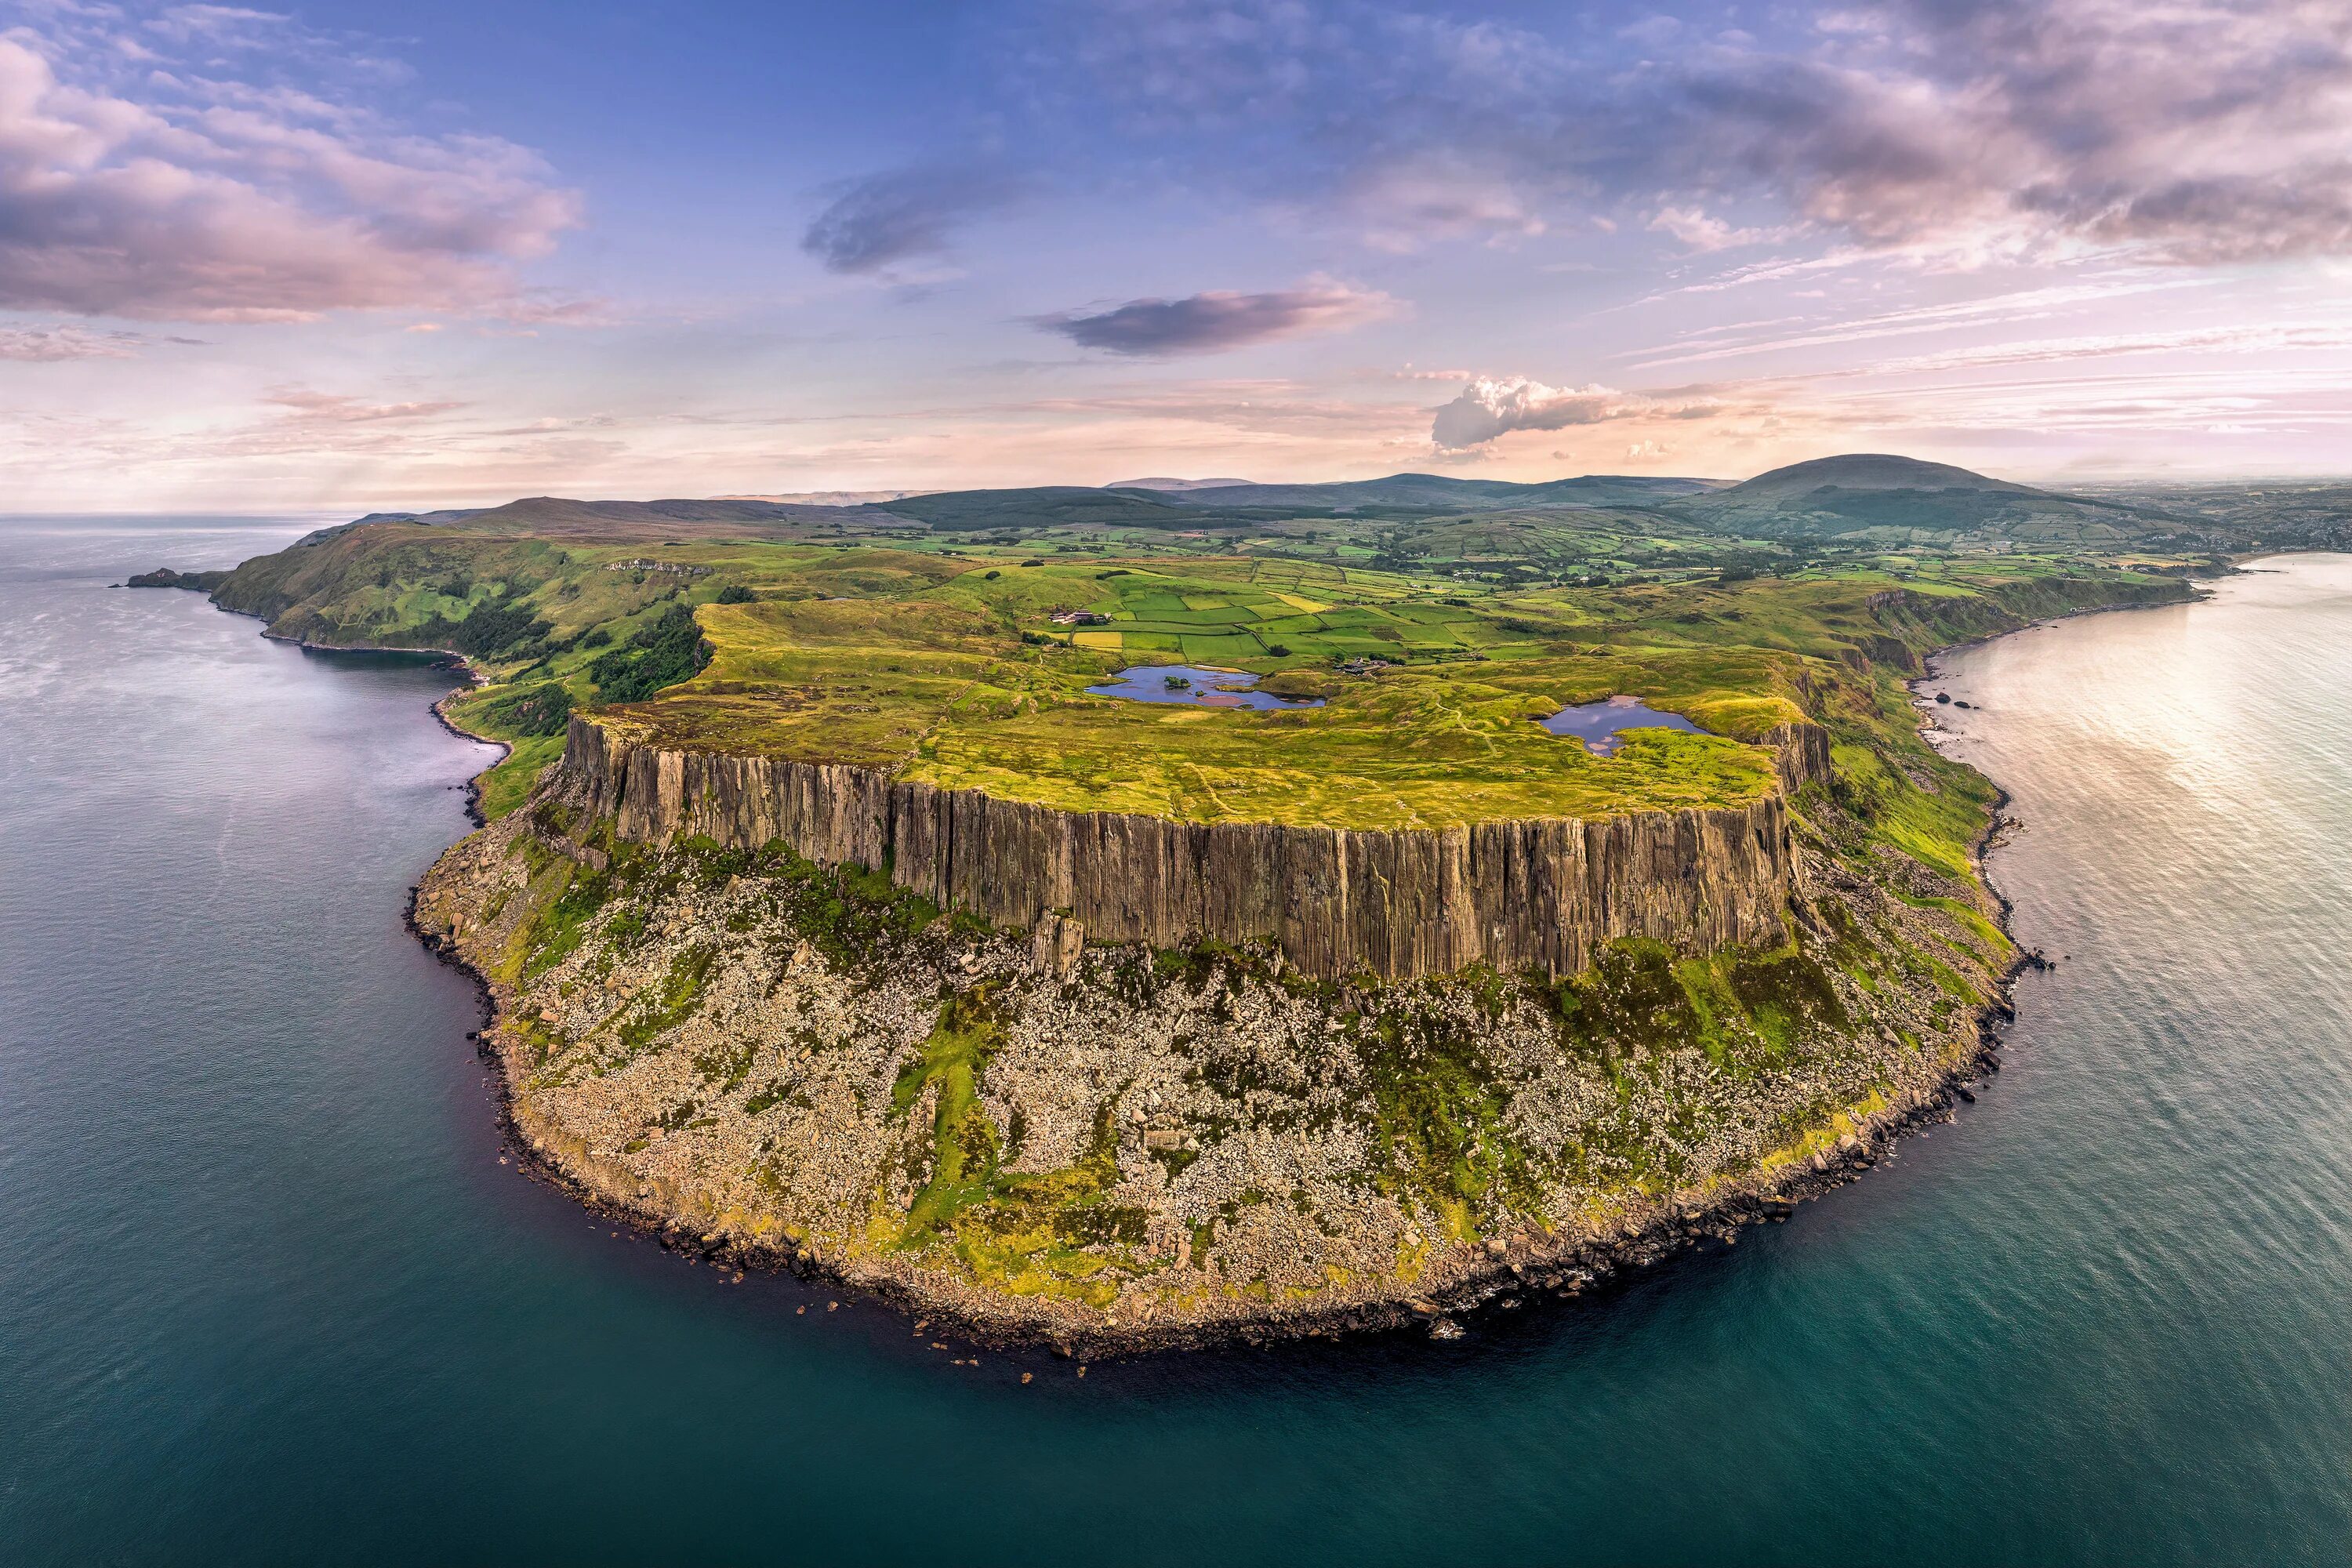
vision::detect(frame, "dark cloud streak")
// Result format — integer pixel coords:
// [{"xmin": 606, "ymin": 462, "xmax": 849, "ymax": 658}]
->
[
  {"xmin": 800, "ymin": 166, "xmax": 1025, "ymax": 275},
  {"xmin": 1035, "ymin": 283, "xmax": 1394, "ymax": 355}
]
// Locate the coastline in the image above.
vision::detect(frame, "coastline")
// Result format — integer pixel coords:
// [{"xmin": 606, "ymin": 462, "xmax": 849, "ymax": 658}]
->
[
  {"xmin": 224, "ymin": 580, "xmax": 2168, "ymax": 1355},
  {"xmin": 411, "ymin": 795, "xmax": 2020, "ymax": 1358},
  {"xmin": 426, "ymin": 691, "xmax": 509, "ymax": 829},
  {"xmin": 246, "ymin": 620, "xmax": 516, "ymax": 829},
  {"xmin": 413, "ymin": 879, "xmax": 2012, "ymax": 1356}
]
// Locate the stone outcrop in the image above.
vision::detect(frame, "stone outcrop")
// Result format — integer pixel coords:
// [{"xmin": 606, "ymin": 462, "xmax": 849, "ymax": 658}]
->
[
  {"xmin": 415, "ymin": 768, "xmax": 2005, "ymax": 1351},
  {"xmin": 551, "ymin": 714, "xmax": 1833, "ymax": 982},
  {"xmin": 1766, "ymin": 720, "xmax": 1835, "ymax": 791}
]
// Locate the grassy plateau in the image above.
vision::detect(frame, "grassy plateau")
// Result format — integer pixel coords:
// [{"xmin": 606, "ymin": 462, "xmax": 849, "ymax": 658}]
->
[{"xmin": 205, "ymin": 497, "xmax": 2199, "ymax": 837}]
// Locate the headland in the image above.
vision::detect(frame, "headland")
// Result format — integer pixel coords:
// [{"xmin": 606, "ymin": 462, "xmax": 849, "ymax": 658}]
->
[{"xmin": 172, "ymin": 455, "xmax": 2250, "ymax": 1348}]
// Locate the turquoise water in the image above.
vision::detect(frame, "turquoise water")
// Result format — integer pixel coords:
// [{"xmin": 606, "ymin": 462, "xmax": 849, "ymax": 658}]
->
[
  {"xmin": 1540, "ymin": 694, "xmax": 1708, "ymax": 753},
  {"xmin": 1087, "ymin": 663, "xmax": 1325, "ymax": 709},
  {"xmin": 2, "ymin": 522, "xmax": 2347, "ymax": 1565}
]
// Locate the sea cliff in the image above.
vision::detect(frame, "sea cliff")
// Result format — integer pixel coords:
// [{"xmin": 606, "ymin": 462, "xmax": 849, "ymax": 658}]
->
[
  {"xmin": 550, "ymin": 713, "xmax": 1832, "ymax": 982},
  {"xmin": 412, "ymin": 706, "xmax": 2002, "ymax": 1349}
]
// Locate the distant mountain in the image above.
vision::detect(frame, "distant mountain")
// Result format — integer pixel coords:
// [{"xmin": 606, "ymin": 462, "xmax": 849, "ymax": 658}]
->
[
  {"xmin": 715, "ymin": 489, "xmax": 938, "ymax": 505},
  {"xmin": 347, "ymin": 507, "xmax": 486, "ymax": 527},
  {"xmin": 297, "ymin": 507, "xmax": 485, "ymax": 545},
  {"xmin": 1714, "ymin": 454, "xmax": 2037, "ymax": 502},
  {"xmin": 862, "ymin": 485, "xmax": 1192, "ymax": 532},
  {"xmin": 1131, "ymin": 472, "xmax": 1727, "ymax": 513},
  {"xmin": 299, "ymin": 495, "xmax": 902, "ymax": 546},
  {"xmin": 1671, "ymin": 454, "xmax": 2171, "ymax": 543},
  {"xmin": 296, "ymin": 456, "xmax": 2190, "ymax": 551},
  {"xmin": 866, "ymin": 473, "xmax": 1734, "ymax": 530}
]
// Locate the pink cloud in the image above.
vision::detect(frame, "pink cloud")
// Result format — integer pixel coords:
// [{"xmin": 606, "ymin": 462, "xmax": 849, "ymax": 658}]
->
[
  {"xmin": 0, "ymin": 35, "xmax": 581, "ymax": 322},
  {"xmin": 1430, "ymin": 376, "xmax": 1722, "ymax": 448},
  {"xmin": 0, "ymin": 323, "xmax": 151, "ymax": 361}
]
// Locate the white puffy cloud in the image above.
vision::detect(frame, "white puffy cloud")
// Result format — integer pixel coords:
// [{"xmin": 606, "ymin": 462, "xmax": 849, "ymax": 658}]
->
[{"xmin": 1430, "ymin": 376, "xmax": 1717, "ymax": 448}]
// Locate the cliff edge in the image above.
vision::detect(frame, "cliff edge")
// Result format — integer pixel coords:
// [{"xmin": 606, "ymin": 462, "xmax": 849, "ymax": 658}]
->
[
  {"xmin": 550, "ymin": 713, "xmax": 1831, "ymax": 982},
  {"xmin": 412, "ymin": 712, "xmax": 1993, "ymax": 1349}
]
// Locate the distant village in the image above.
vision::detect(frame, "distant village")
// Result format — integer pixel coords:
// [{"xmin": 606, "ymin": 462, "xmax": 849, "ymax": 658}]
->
[{"xmin": 606, "ymin": 559, "xmax": 711, "ymax": 576}]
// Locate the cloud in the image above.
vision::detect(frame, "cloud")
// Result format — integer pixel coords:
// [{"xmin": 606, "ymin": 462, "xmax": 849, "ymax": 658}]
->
[
  {"xmin": 259, "ymin": 387, "xmax": 466, "ymax": 423},
  {"xmin": 1621, "ymin": 275, "xmax": 2209, "ymax": 368},
  {"xmin": 800, "ymin": 165, "xmax": 1023, "ymax": 275},
  {"xmin": 1345, "ymin": 158, "xmax": 1546, "ymax": 251},
  {"xmin": 1430, "ymin": 376, "xmax": 1718, "ymax": 448},
  {"xmin": 1867, "ymin": 321, "xmax": 2352, "ymax": 377},
  {"xmin": 0, "ymin": 324, "xmax": 151, "ymax": 361},
  {"xmin": 1647, "ymin": 206, "xmax": 1775, "ymax": 253},
  {"xmin": 144, "ymin": 5, "xmax": 294, "ymax": 48},
  {"xmin": 1632, "ymin": 2, "xmax": 2352, "ymax": 266},
  {"xmin": 0, "ymin": 27, "xmax": 580, "ymax": 321},
  {"xmin": 1036, "ymin": 0, "xmax": 2352, "ymax": 267},
  {"xmin": 1709, "ymin": 2, "xmax": 2352, "ymax": 263},
  {"xmin": 1036, "ymin": 281, "xmax": 1396, "ymax": 356}
]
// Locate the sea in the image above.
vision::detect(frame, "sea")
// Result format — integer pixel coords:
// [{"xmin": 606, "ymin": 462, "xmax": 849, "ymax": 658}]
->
[{"xmin": 2, "ymin": 518, "xmax": 2347, "ymax": 1566}]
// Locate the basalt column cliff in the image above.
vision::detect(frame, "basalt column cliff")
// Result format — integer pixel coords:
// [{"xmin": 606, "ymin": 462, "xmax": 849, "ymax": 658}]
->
[
  {"xmin": 550, "ymin": 713, "xmax": 1831, "ymax": 982},
  {"xmin": 413, "ymin": 706, "xmax": 1994, "ymax": 1348}
]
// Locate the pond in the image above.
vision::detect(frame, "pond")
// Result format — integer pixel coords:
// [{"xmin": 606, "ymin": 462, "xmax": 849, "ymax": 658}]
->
[
  {"xmin": 1541, "ymin": 695, "xmax": 1707, "ymax": 754},
  {"xmin": 1085, "ymin": 665, "xmax": 1325, "ymax": 711}
]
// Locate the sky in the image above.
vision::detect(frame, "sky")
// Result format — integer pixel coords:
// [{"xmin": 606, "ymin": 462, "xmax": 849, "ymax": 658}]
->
[{"xmin": 4, "ymin": 0, "xmax": 2351, "ymax": 511}]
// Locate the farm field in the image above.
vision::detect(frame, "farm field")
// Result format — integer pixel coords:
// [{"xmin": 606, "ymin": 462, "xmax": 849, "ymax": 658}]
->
[{"xmin": 205, "ymin": 508, "xmax": 2199, "ymax": 833}]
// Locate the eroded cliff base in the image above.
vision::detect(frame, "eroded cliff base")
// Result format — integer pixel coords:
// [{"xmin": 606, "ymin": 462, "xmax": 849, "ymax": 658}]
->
[{"xmin": 412, "ymin": 786, "xmax": 2010, "ymax": 1351}]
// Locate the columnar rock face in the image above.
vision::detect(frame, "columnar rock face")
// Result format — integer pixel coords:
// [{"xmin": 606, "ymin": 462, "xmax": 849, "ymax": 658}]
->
[
  {"xmin": 554, "ymin": 715, "xmax": 1825, "ymax": 981},
  {"xmin": 1766, "ymin": 720, "xmax": 1835, "ymax": 792}
]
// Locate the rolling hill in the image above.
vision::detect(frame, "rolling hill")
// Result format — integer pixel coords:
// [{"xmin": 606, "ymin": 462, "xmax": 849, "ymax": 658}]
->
[
  {"xmin": 289, "ymin": 454, "xmax": 2210, "ymax": 552},
  {"xmin": 1710, "ymin": 454, "xmax": 2037, "ymax": 503},
  {"xmin": 1127, "ymin": 472, "xmax": 1726, "ymax": 513},
  {"xmin": 300, "ymin": 495, "xmax": 900, "ymax": 546},
  {"xmin": 1668, "ymin": 454, "xmax": 2176, "ymax": 544}
]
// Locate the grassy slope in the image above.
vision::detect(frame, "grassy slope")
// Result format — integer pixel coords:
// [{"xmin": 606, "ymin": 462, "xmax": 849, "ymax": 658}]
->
[{"xmin": 207, "ymin": 515, "xmax": 2192, "ymax": 834}]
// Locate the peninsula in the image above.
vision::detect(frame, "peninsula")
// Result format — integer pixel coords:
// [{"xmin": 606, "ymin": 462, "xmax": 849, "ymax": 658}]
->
[{"xmin": 178, "ymin": 455, "xmax": 2278, "ymax": 1348}]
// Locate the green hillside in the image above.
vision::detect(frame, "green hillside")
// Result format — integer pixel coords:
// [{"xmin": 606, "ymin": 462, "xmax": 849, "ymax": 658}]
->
[
  {"xmin": 1666, "ymin": 454, "xmax": 2180, "ymax": 545},
  {"xmin": 195, "ymin": 475, "xmax": 2206, "ymax": 835}
]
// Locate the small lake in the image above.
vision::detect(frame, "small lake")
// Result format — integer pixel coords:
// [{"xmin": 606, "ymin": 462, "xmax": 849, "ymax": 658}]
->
[
  {"xmin": 1086, "ymin": 665, "xmax": 1324, "ymax": 710},
  {"xmin": 1541, "ymin": 695, "xmax": 1707, "ymax": 754}
]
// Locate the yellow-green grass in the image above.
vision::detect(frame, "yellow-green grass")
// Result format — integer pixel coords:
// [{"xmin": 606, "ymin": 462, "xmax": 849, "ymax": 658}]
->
[
  {"xmin": 473, "ymin": 730, "xmax": 567, "ymax": 819},
  {"xmin": 213, "ymin": 521, "xmax": 2186, "ymax": 841},
  {"xmin": 603, "ymin": 586, "xmax": 1800, "ymax": 828}
]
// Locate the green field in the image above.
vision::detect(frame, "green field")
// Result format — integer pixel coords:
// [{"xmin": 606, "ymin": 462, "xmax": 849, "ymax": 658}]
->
[{"xmin": 203, "ymin": 497, "xmax": 2201, "ymax": 840}]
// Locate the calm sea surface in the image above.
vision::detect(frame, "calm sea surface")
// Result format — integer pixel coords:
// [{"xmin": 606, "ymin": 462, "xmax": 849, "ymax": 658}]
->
[{"xmin": 3, "ymin": 521, "xmax": 2347, "ymax": 1566}]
